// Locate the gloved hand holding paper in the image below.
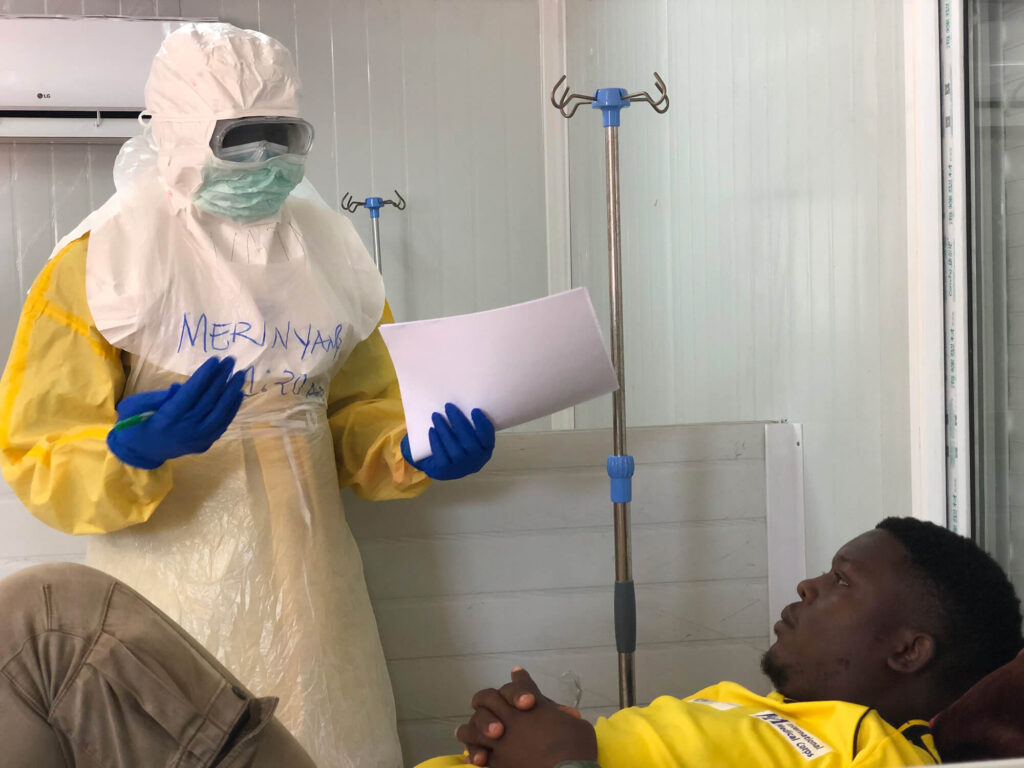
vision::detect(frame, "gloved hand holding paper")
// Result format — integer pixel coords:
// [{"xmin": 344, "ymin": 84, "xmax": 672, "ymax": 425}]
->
[{"xmin": 380, "ymin": 287, "xmax": 619, "ymax": 461}]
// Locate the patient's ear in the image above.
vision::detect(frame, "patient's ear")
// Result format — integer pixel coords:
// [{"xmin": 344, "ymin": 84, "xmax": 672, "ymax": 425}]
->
[{"xmin": 887, "ymin": 631, "xmax": 936, "ymax": 674}]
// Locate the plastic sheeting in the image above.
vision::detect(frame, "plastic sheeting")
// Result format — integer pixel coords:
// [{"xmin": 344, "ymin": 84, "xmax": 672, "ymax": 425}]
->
[{"xmin": 86, "ymin": 398, "xmax": 403, "ymax": 767}]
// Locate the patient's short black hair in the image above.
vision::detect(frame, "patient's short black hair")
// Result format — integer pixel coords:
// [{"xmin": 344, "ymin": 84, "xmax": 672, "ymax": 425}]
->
[{"xmin": 877, "ymin": 516, "xmax": 1023, "ymax": 698}]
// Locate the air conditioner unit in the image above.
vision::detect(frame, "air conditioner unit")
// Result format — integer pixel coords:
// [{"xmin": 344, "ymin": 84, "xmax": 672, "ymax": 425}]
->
[{"xmin": 0, "ymin": 16, "xmax": 215, "ymax": 141}]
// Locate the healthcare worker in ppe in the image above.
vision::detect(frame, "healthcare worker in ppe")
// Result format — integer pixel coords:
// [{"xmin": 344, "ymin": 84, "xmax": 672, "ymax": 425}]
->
[{"xmin": 0, "ymin": 23, "xmax": 495, "ymax": 768}]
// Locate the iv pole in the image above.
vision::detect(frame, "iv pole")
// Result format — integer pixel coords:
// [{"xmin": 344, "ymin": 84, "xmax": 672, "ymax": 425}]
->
[
  {"xmin": 550, "ymin": 72, "xmax": 669, "ymax": 709},
  {"xmin": 341, "ymin": 190, "xmax": 407, "ymax": 272}
]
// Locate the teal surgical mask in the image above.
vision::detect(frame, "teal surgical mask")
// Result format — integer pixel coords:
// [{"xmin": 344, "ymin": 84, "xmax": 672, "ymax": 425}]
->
[{"xmin": 193, "ymin": 155, "xmax": 305, "ymax": 222}]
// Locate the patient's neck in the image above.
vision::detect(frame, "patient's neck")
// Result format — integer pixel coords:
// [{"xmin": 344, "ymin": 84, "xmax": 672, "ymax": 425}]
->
[{"xmin": 871, "ymin": 679, "xmax": 948, "ymax": 727}]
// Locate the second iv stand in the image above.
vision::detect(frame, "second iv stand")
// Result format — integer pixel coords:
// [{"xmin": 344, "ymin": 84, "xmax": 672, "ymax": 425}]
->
[
  {"xmin": 341, "ymin": 190, "xmax": 407, "ymax": 273},
  {"xmin": 550, "ymin": 72, "xmax": 669, "ymax": 710}
]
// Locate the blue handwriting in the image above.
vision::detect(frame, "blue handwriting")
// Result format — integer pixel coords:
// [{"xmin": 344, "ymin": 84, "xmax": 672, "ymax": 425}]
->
[
  {"xmin": 240, "ymin": 366, "xmax": 328, "ymax": 402},
  {"xmin": 177, "ymin": 313, "xmax": 345, "ymax": 361}
]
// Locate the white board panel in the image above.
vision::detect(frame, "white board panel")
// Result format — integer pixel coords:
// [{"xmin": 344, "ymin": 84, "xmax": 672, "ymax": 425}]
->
[
  {"xmin": 347, "ymin": 460, "xmax": 765, "ymax": 539},
  {"xmin": 359, "ymin": 520, "xmax": 766, "ymax": 600},
  {"xmin": 765, "ymin": 423, "xmax": 806, "ymax": 638},
  {"xmin": 374, "ymin": 578, "xmax": 767, "ymax": 659},
  {"xmin": 388, "ymin": 640, "xmax": 768, "ymax": 722}
]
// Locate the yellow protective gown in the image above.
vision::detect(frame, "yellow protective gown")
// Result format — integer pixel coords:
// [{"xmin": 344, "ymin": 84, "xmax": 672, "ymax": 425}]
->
[{"xmin": 0, "ymin": 233, "xmax": 430, "ymax": 767}]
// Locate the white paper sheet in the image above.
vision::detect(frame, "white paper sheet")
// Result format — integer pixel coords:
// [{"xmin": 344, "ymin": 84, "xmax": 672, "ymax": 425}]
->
[{"xmin": 380, "ymin": 287, "xmax": 618, "ymax": 461}]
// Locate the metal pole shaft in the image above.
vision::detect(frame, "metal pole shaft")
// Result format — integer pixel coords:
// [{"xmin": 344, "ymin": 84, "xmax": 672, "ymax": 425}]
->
[
  {"xmin": 371, "ymin": 216, "xmax": 383, "ymax": 272},
  {"xmin": 606, "ymin": 124, "xmax": 634, "ymax": 709}
]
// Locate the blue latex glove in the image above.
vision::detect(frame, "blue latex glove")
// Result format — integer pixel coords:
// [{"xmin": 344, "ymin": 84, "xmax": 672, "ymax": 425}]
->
[
  {"xmin": 107, "ymin": 356, "xmax": 246, "ymax": 470},
  {"xmin": 114, "ymin": 382, "xmax": 182, "ymax": 419},
  {"xmin": 400, "ymin": 403, "xmax": 495, "ymax": 481}
]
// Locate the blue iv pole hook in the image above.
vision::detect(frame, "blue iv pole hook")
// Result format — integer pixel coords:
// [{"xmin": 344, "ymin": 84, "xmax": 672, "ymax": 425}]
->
[{"xmin": 550, "ymin": 72, "xmax": 669, "ymax": 711}]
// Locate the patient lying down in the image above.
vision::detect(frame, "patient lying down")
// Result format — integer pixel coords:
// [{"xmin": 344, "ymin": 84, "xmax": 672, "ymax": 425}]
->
[
  {"xmin": 1, "ymin": 517, "xmax": 1019, "ymax": 767},
  {"xmin": 418, "ymin": 517, "xmax": 1023, "ymax": 768}
]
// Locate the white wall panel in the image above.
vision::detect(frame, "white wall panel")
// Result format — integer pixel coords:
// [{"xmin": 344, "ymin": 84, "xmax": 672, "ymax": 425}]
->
[
  {"xmin": 374, "ymin": 579, "xmax": 767, "ymax": 660},
  {"xmin": 0, "ymin": 0, "xmax": 43, "ymax": 11},
  {"xmin": 0, "ymin": 145, "xmax": 18, "ymax": 348},
  {"xmin": 51, "ymin": 144, "xmax": 95, "ymax": 238},
  {"xmin": 330, "ymin": 0, "xmax": 373, "ymax": 207},
  {"xmin": 562, "ymin": 0, "xmax": 911, "ymax": 571},
  {"xmin": 256, "ymin": 0, "xmax": 298, "ymax": 57},
  {"xmin": 85, "ymin": 143, "xmax": 118, "ymax": 207},
  {"xmin": 46, "ymin": 0, "xmax": 87, "ymax": 13},
  {"xmin": 360, "ymin": 520, "xmax": 765, "ymax": 599},
  {"xmin": 347, "ymin": 461, "xmax": 766, "ymax": 538},
  {"xmin": 0, "ymin": 496, "xmax": 87, "ymax": 562},
  {"xmin": 155, "ymin": 0, "xmax": 181, "ymax": 16},
  {"xmin": 0, "ymin": 552, "xmax": 86, "ymax": 581},
  {"xmin": 292, "ymin": 1, "xmax": 338, "ymax": 208},
  {"xmin": 364, "ymin": 0, "xmax": 420, "ymax": 311},
  {"xmin": 388, "ymin": 0, "xmax": 441, "ymax": 320},
  {"xmin": 11, "ymin": 145, "xmax": 57, "ymax": 294},
  {"xmin": 123, "ymin": 0, "xmax": 158, "ymax": 14},
  {"xmin": 208, "ymin": 0, "xmax": 259, "ymax": 30},
  {"xmin": 83, "ymin": 0, "xmax": 120, "ymax": 13},
  {"xmin": 375, "ymin": 0, "xmax": 548, "ymax": 324}
]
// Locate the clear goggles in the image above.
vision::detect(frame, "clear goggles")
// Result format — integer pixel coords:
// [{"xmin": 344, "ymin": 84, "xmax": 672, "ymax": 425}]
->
[{"xmin": 208, "ymin": 117, "xmax": 315, "ymax": 163}]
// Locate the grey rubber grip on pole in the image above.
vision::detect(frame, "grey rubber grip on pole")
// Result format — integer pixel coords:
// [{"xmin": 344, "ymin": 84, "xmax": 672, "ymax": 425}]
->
[{"xmin": 615, "ymin": 579, "xmax": 636, "ymax": 653}]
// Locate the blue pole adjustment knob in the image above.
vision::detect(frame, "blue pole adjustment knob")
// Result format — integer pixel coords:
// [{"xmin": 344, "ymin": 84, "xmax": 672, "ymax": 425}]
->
[{"xmin": 607, "ymin": 454, "xmax": 635, "ymax": 503}]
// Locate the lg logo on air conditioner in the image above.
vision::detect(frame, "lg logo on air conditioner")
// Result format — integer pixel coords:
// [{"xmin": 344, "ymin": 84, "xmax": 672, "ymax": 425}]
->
[{"xmin": 36, "ymin": 93, "xmax": 51, "ymax": 99}]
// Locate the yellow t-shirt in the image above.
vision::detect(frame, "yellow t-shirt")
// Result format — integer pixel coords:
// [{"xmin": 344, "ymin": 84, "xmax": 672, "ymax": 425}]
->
[
  {"xmin": 596, "ymin": 681, "xmax": 939, "ymax": 767},
  {"xmin": 416, "ymin": 681, "xmax": 940, "ymax": 768}
]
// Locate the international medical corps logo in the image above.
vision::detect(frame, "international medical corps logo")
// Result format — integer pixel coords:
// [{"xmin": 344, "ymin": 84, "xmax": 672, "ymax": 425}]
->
[{"xmin": 750, "ymin": 711, "xmax": 834, "ymax": 760}]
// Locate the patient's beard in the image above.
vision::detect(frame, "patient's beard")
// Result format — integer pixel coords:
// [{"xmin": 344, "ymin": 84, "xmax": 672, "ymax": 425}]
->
[{"xmin": 760, "ymin": 650, "xmax": 789, "ymax": 691}]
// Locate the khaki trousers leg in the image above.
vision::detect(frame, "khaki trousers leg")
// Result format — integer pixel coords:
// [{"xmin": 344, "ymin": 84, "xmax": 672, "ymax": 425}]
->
[{"xmin": 0, "ymin": 562, "xmax": 318, "ymax": 768}]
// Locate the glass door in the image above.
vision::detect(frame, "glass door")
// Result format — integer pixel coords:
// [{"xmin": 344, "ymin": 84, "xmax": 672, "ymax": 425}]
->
[{"xmin": 968, "ymin": 0, "xmax": 1024, "ymax": 590}]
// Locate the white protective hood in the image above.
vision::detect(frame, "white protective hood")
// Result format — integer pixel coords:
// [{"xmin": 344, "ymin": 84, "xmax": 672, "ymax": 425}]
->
[
  {"xmin": 70, "ymin": 23, "xmax": 384, "ymax": 377},
  {"xmin": 144, "ymin": 22, "xmax": 302, "ymax": 201}
]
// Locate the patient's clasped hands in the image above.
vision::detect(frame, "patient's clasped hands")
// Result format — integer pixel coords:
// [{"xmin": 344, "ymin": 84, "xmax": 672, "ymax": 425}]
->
[{"xmin": 456, "ymin": 667, "xmax": 598, "ymax": 768}]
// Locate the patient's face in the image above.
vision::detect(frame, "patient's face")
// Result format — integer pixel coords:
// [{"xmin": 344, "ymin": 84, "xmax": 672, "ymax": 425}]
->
[{"xmin": 760, "ymin": 529, "xmax": 916, "ymax": 707}]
